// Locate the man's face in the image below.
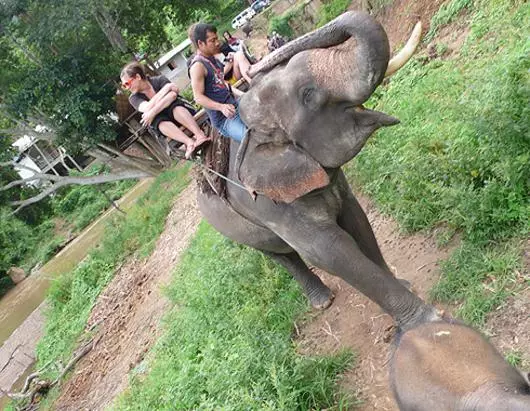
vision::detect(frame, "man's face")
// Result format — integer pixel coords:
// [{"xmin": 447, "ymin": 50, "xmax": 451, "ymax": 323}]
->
[{"xmin": 198, "ymin": 31, "xmax": 220, "ymax": 56}]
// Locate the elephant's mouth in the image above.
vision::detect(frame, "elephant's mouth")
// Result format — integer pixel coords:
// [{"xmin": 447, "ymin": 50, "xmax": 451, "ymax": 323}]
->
[{"xmin": 344, "ymin": 104, "xmax": 400, "ymax": 127}]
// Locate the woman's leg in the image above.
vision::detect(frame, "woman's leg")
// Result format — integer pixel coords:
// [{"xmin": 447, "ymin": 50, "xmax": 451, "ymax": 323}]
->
[
  {"xmin": 157, "ymin": 120, "xmax": 196, "ymax": 158},
  {"xmin": 232, "ymin": 50, "xmax": 252, "ymax": 84},
  {"xmin": 171, "ymin": 106, "xmax": 209, "ymax": 144}
]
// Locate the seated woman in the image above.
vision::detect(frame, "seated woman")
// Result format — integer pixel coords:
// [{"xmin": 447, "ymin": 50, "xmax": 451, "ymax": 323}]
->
[
  {"xmin": 217, "ymin": 39, "xmax": 255, "ymax": 85},
  {"xmin": 222, "ymin": 31, "xmax": 241, "ymax": 51},
  {"xmin": 219, "ymin": 50, "xmax": 253, "ymax": 85},
  {"xmin": 120, "ymin": 62, "xmax": 210, "ymax": 159}
]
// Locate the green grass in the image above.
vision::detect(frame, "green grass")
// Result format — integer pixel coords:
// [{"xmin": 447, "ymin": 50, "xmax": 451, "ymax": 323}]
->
[
  {"xmin": 430, "ymin": 241, "xmax": 525, "ymax": 325},
  {"xmin": 114, "ymin": 223, "xmax": 355, "ymax": 410},
  {"xmin": 317, "ymin": 0, "xmax": 353, "ymax": 27},
  {"xmin": 269, "ymin": 3, "xmax": 306, "ymax": 38},
  {"xmin": 346, "ymin": 0, "xmax": 529, "ymax": 326},
  {"xmin": 425, "ymin": 0, "xmax": 474, "ymax": 42},
  {"xmin": 505, "ymin": 350, "xmax": 523, "ymax": 368},
  {"xmin": 34, "ymin": 165, "xmax": 191, "ymax": 385}
]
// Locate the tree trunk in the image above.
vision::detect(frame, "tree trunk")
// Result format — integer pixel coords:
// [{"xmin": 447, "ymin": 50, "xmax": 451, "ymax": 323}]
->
[{"xmin": 92, "ymin": 8, "xmax": 128, "ymax": 53}]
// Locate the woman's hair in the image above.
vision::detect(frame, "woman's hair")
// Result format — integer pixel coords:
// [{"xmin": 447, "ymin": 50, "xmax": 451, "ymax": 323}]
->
[
  {"xmin": 188, "ymin": 23, "xmax": 217, "ymax": 48},
  {"xmin": 223, "ymin": 31, "xmax": 232, "ymax": 39},
  {"xmin": 120, "ymin": 62, "xmax": 146, "ymax": 80}
]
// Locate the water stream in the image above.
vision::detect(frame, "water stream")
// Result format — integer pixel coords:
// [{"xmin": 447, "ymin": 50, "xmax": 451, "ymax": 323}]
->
[{"xmin": 0, "ymin": 178, "xmax": 153, "ymax": 405}]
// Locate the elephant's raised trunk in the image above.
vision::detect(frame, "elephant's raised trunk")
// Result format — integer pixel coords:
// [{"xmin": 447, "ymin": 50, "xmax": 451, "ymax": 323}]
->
[
  {"xmin": 249, "ymin": 11, "xmax": 389, "ymax": 104},
  {"xmin": 249, "ymin": 12, "xmax": 421, "ymax": 105}
]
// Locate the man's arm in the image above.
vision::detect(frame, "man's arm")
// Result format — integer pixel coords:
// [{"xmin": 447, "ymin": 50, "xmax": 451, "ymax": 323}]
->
[{"xmin": 190, "ymin": 63, "xmax": 236, "ymax": 118}]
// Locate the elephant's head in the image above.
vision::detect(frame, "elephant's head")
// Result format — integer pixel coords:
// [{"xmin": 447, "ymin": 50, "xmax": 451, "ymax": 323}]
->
[
  {"xmin": 238, "ymin": 11, "xmax": 421, "ymax": 203},
  {"xmin": 391, "ymin": 321, "xmax": 530, "ymax": 410}
]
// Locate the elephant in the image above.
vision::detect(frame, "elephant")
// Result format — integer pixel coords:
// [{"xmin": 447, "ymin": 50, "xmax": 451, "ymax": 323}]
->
[
  {"xmin": 197, "ymin": 11, "xmax": 530, "ymax": 410},
  {"xmin": 391, "ymin": 321, "xmax": 530, "ymax": 410}
]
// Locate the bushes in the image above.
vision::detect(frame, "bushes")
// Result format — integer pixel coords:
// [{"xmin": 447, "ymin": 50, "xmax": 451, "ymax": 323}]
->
[
  {"xmin": 1, "ymin": 163, "xmax": 138, "ymax": 294},
  {"xmin": 0, "ymin": 207, "xmax": 34, "ymax": 276},
  {"xmin": 52, "ymin": 164, "xmax": 137, "ymax": 230},
  {"xmin": 269, "ymin": 4, "xmax": 306, "ymax": 38},
  {"xmin": 317, "ymin": 0, "xmax": 352, "ymax": 27}
]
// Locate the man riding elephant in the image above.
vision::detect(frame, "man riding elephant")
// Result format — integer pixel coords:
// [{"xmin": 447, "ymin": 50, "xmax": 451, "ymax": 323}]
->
[{"xmin": 196, "ymin": 11, "xmax": 530, "ymax": 410}]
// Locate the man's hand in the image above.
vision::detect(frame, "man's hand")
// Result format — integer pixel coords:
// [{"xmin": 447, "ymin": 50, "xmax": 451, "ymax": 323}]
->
[
  {"xmin": 141, "ymin": 110, "xmax": 156, "ymax": 126},
  {"xmin": 219, "ymin": 104, "xmax": 236, "ymax": 118}
]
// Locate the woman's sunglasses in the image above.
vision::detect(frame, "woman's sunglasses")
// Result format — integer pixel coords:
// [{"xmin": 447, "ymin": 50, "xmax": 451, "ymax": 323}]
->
[{"xmin": 122, "ymin": 78, "xmax": 135, "ymax": 89}]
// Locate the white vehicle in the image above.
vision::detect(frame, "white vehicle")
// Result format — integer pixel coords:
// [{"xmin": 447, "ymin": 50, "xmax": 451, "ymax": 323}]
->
[{"xmin": 231, "ymin": 7, "xmax": 256, "ymax": 29}]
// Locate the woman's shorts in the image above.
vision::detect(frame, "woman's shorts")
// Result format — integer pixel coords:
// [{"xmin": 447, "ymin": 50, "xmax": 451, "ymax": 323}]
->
[{"xmin": 151, "ymin": 98, "xmax": 196, "ymax": 134}]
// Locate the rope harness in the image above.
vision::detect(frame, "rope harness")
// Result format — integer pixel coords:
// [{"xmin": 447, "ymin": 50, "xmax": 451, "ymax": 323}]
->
[{"xmin": 170, "ymin": 141, "xmax": 249, "ymax": 194}]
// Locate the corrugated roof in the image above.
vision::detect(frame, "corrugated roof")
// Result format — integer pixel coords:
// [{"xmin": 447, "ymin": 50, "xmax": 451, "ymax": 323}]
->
[{"xmin": 12, "ymin": 135, "xmax": 35, "ymax": 152}]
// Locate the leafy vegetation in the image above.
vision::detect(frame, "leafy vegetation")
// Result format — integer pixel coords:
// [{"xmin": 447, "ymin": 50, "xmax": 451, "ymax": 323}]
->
[
  {"xmin": 317, "ymin": 0, "xmax": 353, "ymax": 27},
  {"xmin": 35, "ymin": 166, "xmax": 190, "ymax": 384},
  {"xmin": 425, "ymin": 0, "xmax": 473, "ymax": 42},
  {"xmin": 115, "ymin": 222, "xmax": 355, "ymax": 410},
  {"xmin": 348, "ymin": 0, "xmax": 529, "ymax": 325},
  {"xmin": 0, "ymin": 163, "xmax": 137, "ymax": 297},
  {"xmin": 269, "ymin": 3, "xmax": 307, "ymax": 38},
  {"xmin": 51, "ymin": 164, "xmax": 137, "ymax": 230}
]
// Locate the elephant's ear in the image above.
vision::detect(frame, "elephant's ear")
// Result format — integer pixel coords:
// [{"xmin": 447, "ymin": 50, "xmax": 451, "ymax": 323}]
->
[{"xmin": 238, "ymin": 139, "xmax": 330, "ymax": 203}]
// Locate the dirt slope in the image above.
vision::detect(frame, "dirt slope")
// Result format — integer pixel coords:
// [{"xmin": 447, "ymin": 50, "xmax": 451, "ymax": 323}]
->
[{"xmin": 53, "ymin": 185, "xmax": 202, "ymax": 410}]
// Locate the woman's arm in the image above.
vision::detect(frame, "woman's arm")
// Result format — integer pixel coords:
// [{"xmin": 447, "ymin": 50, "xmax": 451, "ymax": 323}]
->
[
  {"xmin": 138, "ymin": 77, "xmax": 179, "ymax": 112},
  {"xmin": 140, "ymin": 91, "xmax": 178, "ymax": 126}
]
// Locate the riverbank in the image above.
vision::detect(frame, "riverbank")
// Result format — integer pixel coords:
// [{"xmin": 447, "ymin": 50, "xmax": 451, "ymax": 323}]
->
[{"xmin": 0, "ymin": 178, "xmax": 154, "ymax": 407}]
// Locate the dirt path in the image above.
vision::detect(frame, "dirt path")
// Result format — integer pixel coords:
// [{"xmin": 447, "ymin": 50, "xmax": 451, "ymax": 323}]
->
[
  {"xmin": 53, "ymin": 184, "xmax": 202, "ymax": 411},
  {"xmin": 297, "ymin": 194, "xmax": 453, "ymax": 410}
]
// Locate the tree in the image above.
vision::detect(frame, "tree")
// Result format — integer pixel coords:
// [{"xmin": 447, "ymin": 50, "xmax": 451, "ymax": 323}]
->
[{"xmin": 0, "ymin": 0, "xmax": 234, "ymax": 215}]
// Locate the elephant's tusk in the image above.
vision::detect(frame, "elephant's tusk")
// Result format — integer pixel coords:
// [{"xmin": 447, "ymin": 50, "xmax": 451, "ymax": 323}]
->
[{"xmin": 385, "ymin": 21, "xmax": 422, "ymax": 77}]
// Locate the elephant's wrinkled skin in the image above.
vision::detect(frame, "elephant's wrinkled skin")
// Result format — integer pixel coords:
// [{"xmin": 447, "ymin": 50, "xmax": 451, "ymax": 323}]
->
[{"xmin": 197, "ymin": 11, "xmax": 530, "ymax": 410}]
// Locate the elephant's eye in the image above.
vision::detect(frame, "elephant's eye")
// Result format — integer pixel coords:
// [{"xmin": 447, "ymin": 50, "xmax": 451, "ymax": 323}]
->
[{"xmin": 302, "ymin": 87, "xmax": 315, "ymax": 106}]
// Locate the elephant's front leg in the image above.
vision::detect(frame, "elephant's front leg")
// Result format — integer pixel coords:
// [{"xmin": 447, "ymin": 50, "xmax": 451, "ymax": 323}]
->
[
  {"xmin": 264, "ymin": 251, "xmax": 334, "ymax": 309},
  {"xmin": 336, "ymin": 172, "xmax": 391, "ymax": 273},
  {"xmin": 269, "ymin": 206, "xmax": 438, "ymax": 329}
]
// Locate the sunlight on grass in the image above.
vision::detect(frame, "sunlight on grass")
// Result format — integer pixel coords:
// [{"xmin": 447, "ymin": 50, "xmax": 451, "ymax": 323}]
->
[
  {"xmin": 346, "ymin": 0, "xmax": 529, "ymax": 326},
  {"xmin": 114, "ymin": 223, "xmax": 355, "ymax": 410}
]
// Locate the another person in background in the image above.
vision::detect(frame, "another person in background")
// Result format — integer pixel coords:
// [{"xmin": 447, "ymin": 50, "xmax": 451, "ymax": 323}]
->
[
  {"xmin": 241, "ymin": 21, "xmax": 253, "ymax": 38},
  {"xmin": 223, "ymin": 31, "xmax": 241, "ymax": 50},
  {"xmin": 188, "ymin": 23, "xmax": 249, "ymax": 142},
  {"xmin": 267, "ymin": 31, "xmax": 287, "ymax": 52},
  {"xmin": 120, "ymin": 62, "xmax": 210, "ymax": 159}
]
